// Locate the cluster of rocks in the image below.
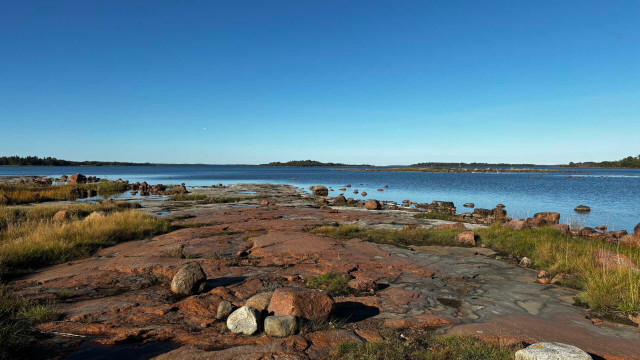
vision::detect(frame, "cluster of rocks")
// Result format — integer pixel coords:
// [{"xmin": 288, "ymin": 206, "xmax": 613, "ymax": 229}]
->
[
  {"xmin": 170, "ymin": 262, "xmax": 334, "ymax": 338},
  {"xmin": 416, "ymin": 201, "xmax": 456, "ymax": 215},
  {"xmin": 17, "ymin": 177, "xmax": 54, "ymax": 186},
  {"xmin": 65, "ymin": 173, "xmax": 101, "ymax": 184}
]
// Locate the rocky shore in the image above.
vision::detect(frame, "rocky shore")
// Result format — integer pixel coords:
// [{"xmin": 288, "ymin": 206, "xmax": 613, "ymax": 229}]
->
[{"xmin": 4, "ymin": 181, "xmax": 640, "ymax": 359}]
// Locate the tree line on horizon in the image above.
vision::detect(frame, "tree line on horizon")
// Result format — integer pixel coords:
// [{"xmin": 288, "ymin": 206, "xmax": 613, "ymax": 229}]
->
[
  {"xmin": 259, "ymin": 160, "xmax": 372, "ymax": 167},
  {"xmin": 565, "ymin": 155, "xmax": 640, "ymax": 169},
  {"xmin": 0, "ymin": 156, "xmax": 152, "ymax": 166}
]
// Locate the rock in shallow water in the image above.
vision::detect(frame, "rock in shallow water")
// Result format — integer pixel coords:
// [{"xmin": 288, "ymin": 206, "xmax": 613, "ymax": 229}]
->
[
  {"xmin": 264, "ymin": 315, "xmax": 298, "ymax": 337},
  {"xmin": 170, "ymin": 262, "xmax": 206, "ymax": 296},
  {"xmin": 226, "ymin": 306, "xmax": 260, "ymax": 335},
  {"xmin": 515, "ymin": 342, "xmax": 591, "ymax": 360}
]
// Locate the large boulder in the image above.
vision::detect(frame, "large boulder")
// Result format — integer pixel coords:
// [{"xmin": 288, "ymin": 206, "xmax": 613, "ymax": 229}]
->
[
  {"xmin": 67, "ymin": 173, "xmax": 87, "ymax": 184},
  {"xmin": 635, "ymin": 222, "xmax": 640, "ymax": 235},
  {"xmin": 505, "ymin": 220, "xmax": 530, "ymax": 230},
  {"xmin": 550, "ymin": 224, "xmax": 570, "ymax": 235},
  {"xmin": 268, "ymin": 288, "xmax": 334, "ymax": 322},
  {"xmin": 170, "ymin": 262, "xmax": 207, "ymax": 295},
  {"xmin": 310, "ymin": 185, "xmax": 329, "ymax": 196},
  {"xmin": 515, "ymin": 342, "xmax": 591, "ymax": 360},
  {"xmin": 593, "ymin": 249, "xmax": 638, "ymax": 271},
  {"xmin": 332, "ymin": 195, "xmax": 347, "ymax": 206},
  {"xmin": 574, "ymin": 205, "xmax": 591, "ymax": 212},
  {"xmin": 245, "ymin": 291, "xmax": 274, "ymax": 312},
  {"xmin": 52, "ymin": 210, "xmax": 69, "ymax": 221},
  {"xmin": 226, "ymin": 306, "xmax": 260, "ymax": 335},
  {"xmin": 364, "ymin": 199, "xmax": 381, "ymax": 210},
  {"xmin": 264, "ymin": 315, "xmax": 298, "ymax": 337},
  {"xmin": 533, "ymin": 212, "xmax": 561, "ymax": 225},
  {"xmin": 456, "ymin": 231, "xmax": 476, "ymax": 246}
]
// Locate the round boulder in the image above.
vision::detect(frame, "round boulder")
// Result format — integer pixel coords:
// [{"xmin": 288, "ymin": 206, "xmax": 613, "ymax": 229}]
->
[
  {"xmin": 310, "ymin": 185, "xmax": 329, "ymax": 196},
  {"xmin": 515, "ymin": 342, "xmax": 591, "ymax": 360},
  {"xmin": 52, "ymin": 210, "xmax": 69, "ymax": 221},
  {"xmin": 264, "ymin": 315, "xmax": 298, "ymax": 337},
  {"xmin": 226, "ymin": 306, "xmax": 260, "ymax": 335},
  {"xmin": 332, "ymin": 195, "xmax": 347, "ymax": 206},
  {"xmin": 364, "ymin": 199, "xmax": 381, "ymax": 210},
  {"xmin": 170, "ymin": 262, "xmax": 207, "ymax": 295}
]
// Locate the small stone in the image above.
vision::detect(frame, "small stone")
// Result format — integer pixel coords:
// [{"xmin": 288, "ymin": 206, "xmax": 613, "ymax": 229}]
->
[
  {"xmin": 519, "ymin": 257, "xmax": 532, "ymax": 268},
  {"xmin": 515, "ymin": 342, "xmax": 591, "ymax": 360},
  {"xmin": 537, "ymin": 270, "xmax": 551, "ymax": 284},
  {"xmin": 463, "ymin": 203, "xmax": 475, "ymax": 208},
  {"xmin": 574, "ymin": 205, "xmax": 591, "ymax": 212},
  {"xmin": 170, "ymin": 262, "xmax": 207, "ymax": 296},
  {"xmin": 226, "ymin": 306, "xmax": 260, "ymax": 335},
  {"xmin": 264, "ymin": 315, "xmax": 298, "ymax": 337},
  {"xmin": 245, "ymin": 291, "xmax": 273, "ymax": 311},
  {"xmin": 216, "ymin": 300, "xmax": 234, "ymax": 320}
]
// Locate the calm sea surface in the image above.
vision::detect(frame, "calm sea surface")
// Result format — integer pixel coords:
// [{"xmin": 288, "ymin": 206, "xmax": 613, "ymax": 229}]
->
[{"xmin": 2, "ymin": 165, "xmax": 639, "ymax": 232}]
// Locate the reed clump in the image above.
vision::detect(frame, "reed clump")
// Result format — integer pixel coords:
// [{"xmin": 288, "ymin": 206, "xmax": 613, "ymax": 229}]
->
[{"xmin": 0, "ymin": 181, "xmax": 130, "ymax": 205}]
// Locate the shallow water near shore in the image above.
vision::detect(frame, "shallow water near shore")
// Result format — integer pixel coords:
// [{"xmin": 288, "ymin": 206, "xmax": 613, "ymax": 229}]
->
[{"xmin": 2, "ymin": 165, "xmax": 640, "ymax": 231}]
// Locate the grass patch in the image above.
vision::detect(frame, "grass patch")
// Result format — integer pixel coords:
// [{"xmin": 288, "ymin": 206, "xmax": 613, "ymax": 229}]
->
[
  {"xmin": 0, "ymin": 181, "xmax": 130, "ymax": 205},
  {"xmin": 171, "ymin": 193, "xmax": 207, "ymax": 201},
  {"xmin": 305, "ymin": 272, "xmax": 355, "ymax": 297},
  {"xmin": 0, "ymin": 285, "xmax": 60, "ymax": 359},
  {"xmin": 330, "ymin": 331, "xmax": 519, "ymax": 360},
  {"xmin": 0, "ymin": 209, "xmax": 170, "ymax": 279},
  {"xmin": 414, "ymin": 213, "xmax": 464, "ymax": 222},
  {"xmin": 312, "ymin": 225, "xmax": 465, "ymax": 248}
]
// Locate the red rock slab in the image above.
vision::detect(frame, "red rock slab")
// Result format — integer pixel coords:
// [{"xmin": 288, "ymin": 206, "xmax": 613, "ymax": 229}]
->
[
  {"xmin": 383, "ymin": 314, "xmax": 461, "ymax": 328},
  {"xmin": 251, "ymin": 231, "xmax": 339, "ymax": 259},
  {"xmin": 152, "ymin": 336, "xmax": 310, "ymax": 360},
  {"xmin": 447, "ymin": 314, "xmax": 640, "ymax": 360},
  {"xmin": 305, "ymin": 329, "xmax": 364, "ymax": 359}
]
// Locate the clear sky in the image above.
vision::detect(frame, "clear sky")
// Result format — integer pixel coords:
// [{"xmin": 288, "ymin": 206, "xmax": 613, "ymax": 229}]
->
[{"xmin": 1, "ymin": 1, "xmax": 638, "ymax": 165}]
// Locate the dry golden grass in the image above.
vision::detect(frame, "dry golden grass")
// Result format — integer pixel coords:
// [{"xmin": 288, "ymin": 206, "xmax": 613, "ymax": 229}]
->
[
  {"xmin": 0, "ymin": 181, "xmax": 129, "ymax": 205},
  {"xmin": 0, "ymin": 209, "xmax": 169, "ymax": 278}
]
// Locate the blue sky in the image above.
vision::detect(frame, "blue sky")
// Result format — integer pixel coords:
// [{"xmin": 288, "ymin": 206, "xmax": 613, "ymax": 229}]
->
[{"xmin": 1, "ymin": 1, "xmax": 638, "ymax": 165}]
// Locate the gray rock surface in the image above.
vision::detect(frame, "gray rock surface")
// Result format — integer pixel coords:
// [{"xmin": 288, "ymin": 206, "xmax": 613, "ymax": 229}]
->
[
  {"xmin": 226, "ymin": 306, "xmax": 260, "ymax": 335},
  {"xmin": 515, "ymin": 342, "xmax": 591, "ymax": 360}
]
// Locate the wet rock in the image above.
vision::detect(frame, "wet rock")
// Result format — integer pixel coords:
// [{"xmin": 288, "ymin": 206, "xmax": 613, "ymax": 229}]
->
[
  {"xmin": 473, "ymin": 208, "xmax": 492, "ymax": 217},
  {"xmin": 506, "ymin": 220, "xmax": 530, "ymax": 230},
  {"xmin": 551, "ymin": 224, "xmax": 570, "ymax": 235},
  {"xmin": 364, "ymin": 199, "xmax": 381, "ymax": 210},
  {"xmin": 245, "ymin": 291, "xmax": 273, "ymax": 312},
  {"xmin": 463, "ymin": 203, "xmax": 475, "ymax": 208},
  {"xmin": 353, "ymin": 189, "xmax": 359, "ymax": 194},
  {"xmin": 377, "ymin": 188, "xmax": 384, "ymax": 192},
  {"xmin": 345, "ymin": 184, "xmax": 351, "ymax": 188},
  {"xmin": 52, "ymin": 210, "xmax": 69, "ymax": 221},
  {"xmin": 264, "ymin": 315, "xmax": 298, "ymax": 337},
  {"xmin": 537, "ymin": 270, "xmax": 551, "ymax": 284},
  {"xmin": 361, "ymin": 192, "xmax": 367, "ymax": 197},
  {"xmin": 216, "ymin": 300, "xmax": 234, "ymax": 320},
  {"xmin": 496, "ymin": 203, "xmax": 506, "ymax": 208},
  {"xmin": 339, "ymin": 188, "xmax": 347, "ymax": 191},
  {"xmin": 226, "ymin": 305, "xmax": 260, "ymax": 335},
  {"xmin": 67, "ymin": 173, "xmax": 87, "ymax": 184},
  {"xmin": 515, "ymin": 342, "xmax": 591, "ymax": 360},
  {"xmin": 574, "ymin": 205, "xmax": 591, "ymax": 212},
  {"xmin": 578, "ymin": 227, "xmax": 598, "ymax": 237},
  {"xmin": 268, "ymin": 288, "xmax": 334, "ymax": 322},
  {"xmin": 593, "ymin": 249, "xmax": 638, "ymax": 271},
  {"xmin": 456, "ymin": 231, "xmax": 476, "ymax": 246},
  {"xmin": 533, "ymin": 212, "xmax": 561, "ymax": 225},
  {"xmin": 332, "ymin": 195, "xmax": 347, "ymax": 206},
  {"xmin": 310, "ymin": 185, "xmax": 329, "ymax": 196},
  {"xmin": 170, "ymin": 262, "xmax": 207, "ymax": 296}
]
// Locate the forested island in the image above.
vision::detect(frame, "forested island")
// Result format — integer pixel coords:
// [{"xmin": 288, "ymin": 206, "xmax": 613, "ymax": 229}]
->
[
  {"xmin": 259, "ymin": 160, "xmax": 371, "ymax": 167},
  {"xmin": 0, "ymin": 156, "xmax": 152, "ymax": 166},
  {"xmin": 565, "ymin": 155, "xmax": 640, "ymax": 169},
  {"xmin": 410, "ymin": 162, "xmax": 536, "ymax": 167}
]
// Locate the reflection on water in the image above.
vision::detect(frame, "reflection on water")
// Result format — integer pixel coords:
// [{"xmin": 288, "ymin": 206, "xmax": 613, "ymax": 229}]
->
[{"xmin": 2, "ymin": 165, "xmax": 639, "ymax": 231}]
